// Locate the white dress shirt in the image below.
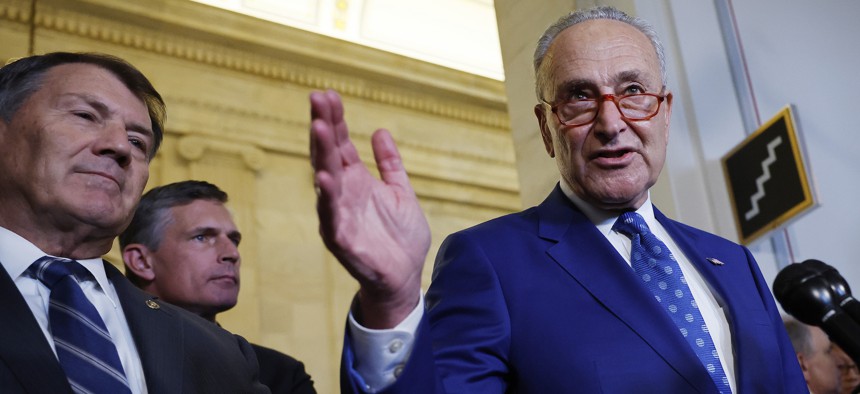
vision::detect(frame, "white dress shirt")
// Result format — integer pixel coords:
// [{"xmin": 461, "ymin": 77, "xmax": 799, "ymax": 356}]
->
[
  {"xmin": 348, "ymin": 294, "xmax": 424, "ymax": 392},
  {"xmin": 0, "ymin": 226, "xmax": 148, "ymax": 394},
  {"xmin": 348, "ymin": 182, "xmax": 736, "ymax": 393}
]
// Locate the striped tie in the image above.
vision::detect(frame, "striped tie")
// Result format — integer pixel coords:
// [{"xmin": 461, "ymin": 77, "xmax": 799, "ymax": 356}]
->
[{"xmin": 29, "ymin": 256, "xmax": 132, "ymax": 394}]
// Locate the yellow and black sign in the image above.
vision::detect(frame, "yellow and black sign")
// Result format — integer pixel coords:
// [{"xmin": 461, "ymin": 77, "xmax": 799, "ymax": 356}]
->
[{"xmin": 722, "ymin": 106, "xmax": 815, "ymax": 245}]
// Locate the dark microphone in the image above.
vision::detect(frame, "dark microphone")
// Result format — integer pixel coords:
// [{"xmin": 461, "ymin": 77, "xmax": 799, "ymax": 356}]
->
[
  {"xmin": 773, "ymin": 261, "xmax": 860, "ymax": 366},
  {"xmin": 801, "ymin": 259, "xmax": 860, "ymax": 325}
]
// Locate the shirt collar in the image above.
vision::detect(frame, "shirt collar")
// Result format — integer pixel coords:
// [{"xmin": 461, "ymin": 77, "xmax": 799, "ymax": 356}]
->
[
  {"xmin": 558, "ymin": 179, "xmax": 657, "ymax": 235},
  {"xmin": 0, "ymin": 225, "xmax": 112, "ymax": 291}
]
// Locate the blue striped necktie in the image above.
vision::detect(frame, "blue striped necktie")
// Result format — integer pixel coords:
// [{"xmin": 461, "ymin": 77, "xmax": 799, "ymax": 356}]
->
[
  {"xmin": 29, "ymin": 256, "xmax": 132, "ymax": 394},
  {"xmin": 613, "ymin": 212, "xmax": 731, "ymax": 393}
]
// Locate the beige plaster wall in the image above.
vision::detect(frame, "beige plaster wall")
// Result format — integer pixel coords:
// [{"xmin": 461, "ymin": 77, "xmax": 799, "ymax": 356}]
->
[{"xmin": 0, "ymin": 0, "xmax": 520, "ymax": 391}]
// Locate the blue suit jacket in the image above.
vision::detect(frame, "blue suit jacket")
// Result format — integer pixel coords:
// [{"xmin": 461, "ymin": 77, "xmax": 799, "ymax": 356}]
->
[{"xmin": 343, "ymin": 186, "xmax": 806, "ymax": 393}]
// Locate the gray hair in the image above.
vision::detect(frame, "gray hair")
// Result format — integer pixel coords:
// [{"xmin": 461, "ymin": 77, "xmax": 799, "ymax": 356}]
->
[
  {"xmin": 783, "ymin": 318, "xmax": 813, "ymax": 355},
  {"xmin": 533, "ymin": 6, "xmax": 667, "ymax": 101}
]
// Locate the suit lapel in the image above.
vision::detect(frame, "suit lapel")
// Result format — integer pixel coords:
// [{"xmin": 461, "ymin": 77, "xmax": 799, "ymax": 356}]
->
[
  {"xmin": 657, "ymin": 210, "xmax": 750, "ymax": 389},
  {"xmin": 655, "ymin": 211, "xmax": 723, "ymax": 298},
  {"xmin": 0, "ymin": 261, "xmax": 72, "ymax": 393},
  {"xmin": 537, "ymin": 187, "xmax": 716, "ymax": 393},
  {"xmin": 655, "ymin": 210, "xmax": 732, "ymax": 312},
  {"xmin": 105, "ymin": 262, "xmax": 184, "ymax": 393}
]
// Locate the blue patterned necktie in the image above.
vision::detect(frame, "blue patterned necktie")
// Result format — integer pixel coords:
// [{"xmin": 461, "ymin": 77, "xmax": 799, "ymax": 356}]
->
[
  {"xmin": 613, "ymin": 212, "xmax": 731, "ymax": 394},
  {"xmin": 29, "ymin": 256, "xmax": 132, "ymax": 394}
]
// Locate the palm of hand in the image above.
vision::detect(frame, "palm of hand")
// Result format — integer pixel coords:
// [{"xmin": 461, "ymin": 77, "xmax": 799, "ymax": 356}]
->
[
  {"xmin": 311, "ymin": 90, "xmax": 429, "ymax": 326},
  {"xmin": 329, "ymin": 158, "xmax": 430, "ymax": 293}
]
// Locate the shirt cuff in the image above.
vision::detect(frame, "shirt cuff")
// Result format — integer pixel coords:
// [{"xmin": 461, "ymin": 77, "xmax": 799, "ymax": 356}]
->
[{"xmin": 347, "ymin": 293, "xmax": 424, "ymax": 392}]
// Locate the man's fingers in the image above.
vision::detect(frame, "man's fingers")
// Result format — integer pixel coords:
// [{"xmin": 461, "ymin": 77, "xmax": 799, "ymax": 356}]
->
[
  {"xmin": 310, "ymin": 91, "xmax": 336, "ymax": 171},
  {"xmin": 314, "ymin": 171, "xmax": 343, "ymax": 243},
  {"xmin": 324, "ymin": 89, "xmax": 345, "ymax": 134},
  {"xmin": 315, "ymin": 90, "xmax": 349, "ymax": 148},
  {"xmin": 309, "ymin": 90, "xmax": 334, "ymax": 125},
  {"xmin": 323, "ymin": 90, "xmax": 362, "ymax": 166},
  {"xmin": 310, "ymin": 118, "xmax": 342, "ymax": 175},
  {"xmin": 309, "ymin": 90, "xmax": 362, "ymax": 170},
  {"xmin": 371, "ymin": 129, "xmax": 413, "ymax": 190}
]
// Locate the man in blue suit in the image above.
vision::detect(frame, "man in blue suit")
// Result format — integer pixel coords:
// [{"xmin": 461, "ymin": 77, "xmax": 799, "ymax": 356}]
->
[{"xmin": 310, "ymin": 6, "xmax": 806, "ymax": 393}]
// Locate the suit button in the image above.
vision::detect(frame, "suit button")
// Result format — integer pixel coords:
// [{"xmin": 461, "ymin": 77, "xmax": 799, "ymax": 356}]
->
[
  {"xmin": 388, "ymin": 339, "xmax": 403, "ymax": 353},
  {"xmin": 394, "ymin": 364, "xmax": 405, "ymax": 378}
]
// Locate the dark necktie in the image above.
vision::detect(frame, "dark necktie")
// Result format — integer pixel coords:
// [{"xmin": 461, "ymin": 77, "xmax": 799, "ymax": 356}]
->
[
  {"xmin": 29, "ymin": 256, "xmax": 132, "ymax": 394},
  {"xmin": 613, "ymin": 212, "xmax": 731, "ymax": 393}
]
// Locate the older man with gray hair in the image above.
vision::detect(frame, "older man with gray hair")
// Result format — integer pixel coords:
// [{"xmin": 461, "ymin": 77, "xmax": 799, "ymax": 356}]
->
[
  {"xmin": 785, "ymin": 318, "xmax": 842, "ymax": 394},
  {"xmin": 310, "ymin": 5, "xmax": 806, "ymax": 394}
]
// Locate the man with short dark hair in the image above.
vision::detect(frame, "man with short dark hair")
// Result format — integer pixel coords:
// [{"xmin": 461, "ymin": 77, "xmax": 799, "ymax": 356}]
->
[
  {"xmin": 120, "ymin": 180, "xmax": 315, "ymax": 394},
  {"xmin": 0, "ymin": 52, "xmax": 267, "ymax": 393}
]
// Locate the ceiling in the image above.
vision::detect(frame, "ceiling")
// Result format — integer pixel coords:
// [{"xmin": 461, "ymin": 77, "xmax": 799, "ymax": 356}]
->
[{"xmin": 191, "ymin": 0, "xmax": 504, "ymax": 80}]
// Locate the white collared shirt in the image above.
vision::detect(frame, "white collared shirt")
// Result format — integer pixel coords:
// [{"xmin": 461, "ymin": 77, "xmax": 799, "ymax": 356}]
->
[
  {"xmin": 348, "ymin": 295, "xmax": 424, "ymax": 392},
  {"xmin": 0, "ymin": 226, "xmax": 147, "ymax": 393}
]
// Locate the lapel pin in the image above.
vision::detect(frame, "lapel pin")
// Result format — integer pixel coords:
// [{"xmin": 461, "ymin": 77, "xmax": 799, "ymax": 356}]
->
[
  {"xmin": 706, "ymin": 257, "xmax": 725, "ymax": 266},
  {"xmin": 145, "ymin": 299, "xmax": 161, "ymax": 310}
]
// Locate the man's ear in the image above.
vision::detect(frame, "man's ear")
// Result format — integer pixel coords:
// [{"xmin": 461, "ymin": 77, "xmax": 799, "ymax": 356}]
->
[
  {"xmin": 535, "ymin": 104, "xmax": 555, "ymax": 158},
  {"xmin": 122, "ymin": 244, "xmax": 156, "ymax": 282},
  {"xmin": 796, "ymin": 353, "xmax": 811, "ymax": 379},
  {"xmin": 662, "ymin": 91, "xmax": 674, "ymax": 141}
]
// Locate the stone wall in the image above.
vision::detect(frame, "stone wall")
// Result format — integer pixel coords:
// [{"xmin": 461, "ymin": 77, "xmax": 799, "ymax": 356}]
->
[{"xmin": 0, "ymin": 0, "xmax": 520, "ymax": 391}]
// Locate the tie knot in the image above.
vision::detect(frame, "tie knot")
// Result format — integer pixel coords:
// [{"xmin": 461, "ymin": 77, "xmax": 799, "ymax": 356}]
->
[
  {"xmin": 28, "ymin": 256, "xmax": 90, "ymax": 289},
  {"xmin": 613, "ymin": 211, "xmax": 651, "ymax": 237}
]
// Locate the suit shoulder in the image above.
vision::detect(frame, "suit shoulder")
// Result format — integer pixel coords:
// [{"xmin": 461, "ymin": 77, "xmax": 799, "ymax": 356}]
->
[
  {"xmin": 250, "ymin": 343, "xmax": 304, "ymax": 368},
  {"xmin": 451, "ymin": 206, "xmax": 540, "ymax": 239},
  {"xmin": 250, "ymin": 343, "xmax": 316, "ymax": 394},
  {"xmin": 663, "ymin": 217, "xmax": 744, "ymax": 249},
  {"xmin": 118, "ymin": 279, "xmax": 246, "ymax": 344}
]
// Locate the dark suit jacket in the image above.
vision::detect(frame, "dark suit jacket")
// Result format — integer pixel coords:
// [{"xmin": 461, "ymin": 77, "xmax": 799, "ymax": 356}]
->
[
  {"xmin": 0, "ymin": 261, "xmax": 269, "ymax": 393},
  {"xmin": 342, "ymin": 186, "xmax": 807, "ymax": 393},
  {"xmin": 251, "ymin": 343, "xmax": 315, "ymax": 394}
]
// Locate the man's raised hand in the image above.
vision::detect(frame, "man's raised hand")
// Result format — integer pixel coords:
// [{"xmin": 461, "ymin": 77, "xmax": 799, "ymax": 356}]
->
[{"xmin": 310, "ymin": 90, "xmax": 430, "ymax": 328}]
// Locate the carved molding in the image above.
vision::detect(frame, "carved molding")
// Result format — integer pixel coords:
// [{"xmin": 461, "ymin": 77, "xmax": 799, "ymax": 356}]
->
[
  {"xmin": 166, "ymin": 94, "xmax": 514, "ymax": 168},
  {"xmin": 22, "ymin": 0, "xmax": 511, "ymax": 130},
  {"xmin": 0, "ymin": 0, "xmax": 522, "ymax": 209},
  {"xmin": 0, "ymin": 0, "xmax": 29, "ymax": 23},
  {"xmin": 163, "ymin": 95, "xmax": 518, "ymax": 200},
  {"xmin": 168, "ymin": 96, "xmax": 306, "ymax": 130},
  {"xmin": 177, "ymin": 135, "xmax": 267, "ymax": 171},
  {"xmin": 410, "ymin": 175, "xmax": 521, "ymax": 211}
]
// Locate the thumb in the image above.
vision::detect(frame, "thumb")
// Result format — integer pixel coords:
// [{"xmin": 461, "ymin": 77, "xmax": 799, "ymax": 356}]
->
[{"xmin": 371, "ymin": 129, "xmax": 411, "ymax": 189}]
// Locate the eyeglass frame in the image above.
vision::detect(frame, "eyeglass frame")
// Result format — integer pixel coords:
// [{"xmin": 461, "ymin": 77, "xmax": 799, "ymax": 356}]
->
[{"xmin": 539, "ymin": 91, "xmax": 669, "ymax": 127}]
